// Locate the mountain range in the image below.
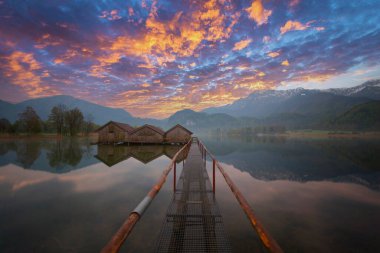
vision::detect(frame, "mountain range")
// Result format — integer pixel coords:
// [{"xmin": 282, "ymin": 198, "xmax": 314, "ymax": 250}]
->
[
  {"xmin": 0, "ymin": 95, "xmax": 160, "ymax": 126},
  {"xmin": 203, "ymin": 79, "xmax": 380, "ymax": 117},
  {"xmin": 0, "ymin": 79, "xmax": 379, "ymax": 131}
]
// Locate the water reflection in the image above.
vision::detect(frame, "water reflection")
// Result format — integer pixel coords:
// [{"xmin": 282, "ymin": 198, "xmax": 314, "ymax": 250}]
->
[
  {"xmin": 203, "ymin": 136, "xmax": 380, "ymax": 190},
  {"xmin": 0, "ymin": 138, "xmax": 178, "ymax": 253},
  {"xmin": 1, "ymin": 137, "xmax": 379, "ymax": 252},
  {"xmin": 201, "ymin": 136, "xmax": 380, "ymax": 253},
  {"xmin": 0, "ymin": 139, "xmax": 186, "ymax": 174},
  {"xmin": 0, "ymin": 138, "xmax": 97, "ymax": 173},
  {"xmin": 95, "ymin": 144, "xmax": 186, "ymax": 166}
]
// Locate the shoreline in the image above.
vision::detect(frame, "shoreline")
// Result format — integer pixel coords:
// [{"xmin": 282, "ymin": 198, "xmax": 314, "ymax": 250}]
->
[
  {"xmin": 207, "ymin": 130, "xmax": 380, "ymax": 139},
  {"xmin": 280, "ymin": 130, "xmax": 380, "ymax": 139},
  {"xmin": 0, "ymin": 133, "xmax": 98, "ymax": 140}
]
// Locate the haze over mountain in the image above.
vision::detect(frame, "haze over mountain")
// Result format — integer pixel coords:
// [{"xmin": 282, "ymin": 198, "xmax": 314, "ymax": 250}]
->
[
  {"xmin": 0, "ymin": 95, "xmax": 160, "ymax": 126},
  {"xmin": 0, "ymin": 80, "xmax": 379, "ymax": 130},
  {"xmin": 204, "ymin": 80, "xmax": 380, "ymax": 117}
]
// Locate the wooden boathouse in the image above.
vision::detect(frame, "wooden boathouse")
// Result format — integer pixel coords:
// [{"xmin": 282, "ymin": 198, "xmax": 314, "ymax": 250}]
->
[
  {"xmin": 129, "ymin": 124, "xmax": 165, "ymax": 144},
  {"xmin": 95, "ymin": 121, "xmax": 193, "ymax": 144},
  {"xmin": 164, "ymin": 124, "xmax": 193, "ymax": 143},
  {"xmin": 96, "ymin": 121, "xmax": 134, "ymax": 144}
]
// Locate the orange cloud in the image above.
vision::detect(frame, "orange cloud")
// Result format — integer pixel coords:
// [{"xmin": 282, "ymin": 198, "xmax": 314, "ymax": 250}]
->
[
  {"xmin": 281, "ymin": 60, "xmax": 290, "ymax": 66},
  {"xmin": 268, "ymin": 51, "xmax": 280, "ymax": 58},
  {"xmin": 245, "ymin": 0, "xmax": 272, "ymax": 26},
  {"xmin": 257, "ymin": 71, "xmax": 266, "ymax": 77},
  {"xmin": 141, "ymin": 83, "xmax": 151, "ymax": 88},
  {"xmin": 110, "ymin": 73, "xmax": 277, "ymax": 118},
  {"xmin": 233, "ymin": 39, "xmax": 252, "ymax": 51},
  {"xmin": 280, "ymin": 20, "xmax": 309, "ymax": 35},
  {"xmin": 92, "ymin": 0, "xmax": 237, "ymax": 76},
  {"xmin": 2, "ymin": 51, "xmax": 54, "ymax": 97}
]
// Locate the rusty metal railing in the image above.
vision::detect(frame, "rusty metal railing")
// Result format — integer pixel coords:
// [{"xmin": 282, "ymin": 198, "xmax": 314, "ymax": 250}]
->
[
  {"xmin": 196, "ymin": 138, "xmax": 284, "ymax": 253},
  {"xmin": 101, "ymin": 140, "xmax": 192, "ymax": 253}
]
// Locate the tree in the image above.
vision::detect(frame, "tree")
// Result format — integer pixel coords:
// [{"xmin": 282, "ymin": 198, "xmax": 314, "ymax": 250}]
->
[
  {"xmin": 48, "ymin": 104, "xmax": 67, "ymax": 135},
  {"xmin": 83, "ymin": 113, "xmax": 95, "ymax": 135},
  {"xmin": 18, "ymin": 106, "xmax": 42, "ymax": 134},
  {"xmin": 64, "ymin": 107, "xmax": 83, "ymax": 136},
  {"xmin": 0, "ymin": 118, "xmax": 11, "ymax": 133}
]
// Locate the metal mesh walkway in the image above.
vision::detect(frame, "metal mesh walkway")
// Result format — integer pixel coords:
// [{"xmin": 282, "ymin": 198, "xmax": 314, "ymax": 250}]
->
[{"xmin": 155, "ymin": 142, "xmax": 232, "ymax": 253}]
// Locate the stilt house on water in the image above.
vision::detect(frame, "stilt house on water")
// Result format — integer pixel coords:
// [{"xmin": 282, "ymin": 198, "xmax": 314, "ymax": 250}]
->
[{"xmin": 95, "ymin": 121, "xmax": 193, "ymax": 144}]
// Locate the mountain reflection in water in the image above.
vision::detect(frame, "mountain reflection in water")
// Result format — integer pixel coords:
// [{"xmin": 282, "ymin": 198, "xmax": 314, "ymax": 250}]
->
[{"xmin": 202, "ymin": 136, "xmax": 380, "ymax": 190}]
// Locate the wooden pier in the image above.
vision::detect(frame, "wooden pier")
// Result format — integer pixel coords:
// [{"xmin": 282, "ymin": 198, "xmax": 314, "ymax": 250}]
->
[
  {"xmin": 155, "ymin": 139, "xmax": 231, "ymax": 252},
  {"xmin": 101, "ymin": 137, "xmax": 283, "ymax": 253}
]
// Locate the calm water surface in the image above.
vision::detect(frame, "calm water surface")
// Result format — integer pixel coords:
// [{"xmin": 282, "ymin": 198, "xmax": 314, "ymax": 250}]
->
[{"xmin": 0, "ymin": 137, "xmax": 379, "ymax": 253}]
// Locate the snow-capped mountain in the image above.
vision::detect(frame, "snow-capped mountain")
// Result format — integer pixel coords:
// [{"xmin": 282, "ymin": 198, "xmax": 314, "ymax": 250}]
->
[
  {"xmin": 326, "ymin": 79, "xmax": 380, "ymax": 99},
  {"xmin": 203, "ymin": 80, "xmax": 380, "ymax": 118}
]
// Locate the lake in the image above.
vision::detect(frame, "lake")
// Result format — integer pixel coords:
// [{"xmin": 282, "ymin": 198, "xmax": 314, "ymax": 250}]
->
[{"xmin": 0, "ymin": 137, "xmax": 379, "ymax": 253}]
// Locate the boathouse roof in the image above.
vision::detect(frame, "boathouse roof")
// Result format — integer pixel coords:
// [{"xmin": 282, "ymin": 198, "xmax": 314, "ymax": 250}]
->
[
  {"xmin": 130, "ymin": 124, "xmax": 165, "ymax": 136},
  {"xmin": 95, "ymin": 121, "xmax": 135, "ymax": 133},
  {"xmin": 165, "ymin": 124, "xmax": 193, "ymax": 135}
]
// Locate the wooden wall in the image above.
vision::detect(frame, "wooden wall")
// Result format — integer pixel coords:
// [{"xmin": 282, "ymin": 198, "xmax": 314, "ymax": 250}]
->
[
  {"xmin": 98, "ymin": 123, "xmax": 125, "ymax": 143},
  {"xmin": 129, "ymin": 127, "xmax": 164, "ymax": 143},
  {"xmin": 165, "ymin": 127, "xmax": 191, "ymax": 143}
]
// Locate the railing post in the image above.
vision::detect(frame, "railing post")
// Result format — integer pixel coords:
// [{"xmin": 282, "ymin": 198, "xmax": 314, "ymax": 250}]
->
[
  {"xmin": 212, "ymin": 159, "xmax": 216, "ymax": 194},
  {"xmin": 204, "ymin": 149, "xmax": 206, "ymax": 166},
  {"xmin": 173, "ymin": 162, "xmax": 176, "ymax": 192}
]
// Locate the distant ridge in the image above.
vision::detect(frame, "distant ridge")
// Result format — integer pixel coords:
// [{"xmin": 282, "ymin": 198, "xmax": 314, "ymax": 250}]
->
[
  {"xmin": 332, "ymin": 101, "xmax": 380, "ymax": 130},
  {"xmin": 0, "ymin": 95, "xmax": 160, "ymax": 126},
  {"xmin": 1, "ymin": 80, "xmax": 379, "ymax": 130},
  {"xmin": 203, "ymin": 79, "xmax": 380, "ymax": 120}
]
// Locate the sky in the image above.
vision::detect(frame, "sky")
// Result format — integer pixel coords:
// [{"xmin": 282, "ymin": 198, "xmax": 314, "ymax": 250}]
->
[{"xmin": 1, "ymin": 0, "xmax": 380, "ymax": 118}]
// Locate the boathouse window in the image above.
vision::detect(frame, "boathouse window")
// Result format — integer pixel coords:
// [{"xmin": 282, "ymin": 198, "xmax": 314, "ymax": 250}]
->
[{"xmin": 109, "ymin": 125, "xmax": 114, "ymax": 133}]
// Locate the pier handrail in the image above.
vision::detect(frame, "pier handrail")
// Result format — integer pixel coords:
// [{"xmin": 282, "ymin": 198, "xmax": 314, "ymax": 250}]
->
[
  {"xmin": 101, "ymin": 139, "xmax": 192, "ymax": 253},
  {"xmin": 196, "ymin": 138, "xmax": 284, "ymax": 253}
]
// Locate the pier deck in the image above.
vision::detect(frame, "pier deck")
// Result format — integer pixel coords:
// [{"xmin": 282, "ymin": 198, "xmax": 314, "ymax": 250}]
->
[{"xmin": 155, "ymin": 141, "xmax": 231, "ymax": 253}]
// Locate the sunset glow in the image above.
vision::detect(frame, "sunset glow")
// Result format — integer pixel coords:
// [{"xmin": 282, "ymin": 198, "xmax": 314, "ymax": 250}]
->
[{"xmin": 1, "ymin": 0, "xmax": 380, "ymax": 118}]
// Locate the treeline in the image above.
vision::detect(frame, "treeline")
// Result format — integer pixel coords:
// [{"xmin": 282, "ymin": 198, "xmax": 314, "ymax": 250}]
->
[
  {"xmin": 211, "ymin": 125, "xmax": 287, "ymax": 136},
  {"xmin": 0, "ymin": 104, "xmax": 99, "ymax": 136}
]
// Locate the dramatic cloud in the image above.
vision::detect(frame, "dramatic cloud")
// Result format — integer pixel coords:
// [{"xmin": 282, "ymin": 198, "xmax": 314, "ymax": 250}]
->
[
  {"xmin": 0, "ymin": 0, "xmax": 379, "ymax": 118},
  {"xmin": 281, "ymin": 60, "xmax": 290, "ymax": 66},
  {"xmin": 268, "ymin": 51, "xmax": 280, "ymax": 58},
  {"xmin": 1, "ymin": 51, "xmax": 53, "ymax": 97},
  {"xmin": 233, "ymin": 39, "xmax": 252, "ymax": 51},
  {"xmin": 245, "ymin": 0, "xmax": 272, "ymax": 26},
  {"xmin": 280, "ymin": 20, "xmax": 310, "ymax": 35}
]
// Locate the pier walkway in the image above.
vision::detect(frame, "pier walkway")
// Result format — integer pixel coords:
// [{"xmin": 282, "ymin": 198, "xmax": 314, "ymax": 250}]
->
[
  {"xmin": 155, "ymin": 140, "xmax": 231, "ymax": 252},
  {"xmin": 101, "ymin": 137, "xmax": 283, "ymax": 253}
]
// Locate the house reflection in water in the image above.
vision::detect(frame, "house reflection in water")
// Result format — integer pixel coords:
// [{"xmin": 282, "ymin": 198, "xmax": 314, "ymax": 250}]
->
[{"xmin": 95, "ymin": 144, "xmax": 187, "ymax": 166}]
